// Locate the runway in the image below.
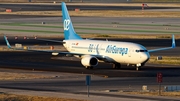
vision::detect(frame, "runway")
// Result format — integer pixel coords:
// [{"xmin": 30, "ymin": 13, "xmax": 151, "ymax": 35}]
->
[
  {"xmin": 0, "ymin": 51, "xmax": 179, "ymax": 77},
  {"xmin": 1, "ymin": 3, "xmax": 180, "ymax": 11},
  {"xmin": 0, "ymin": 75, "xmax": 180, "ymax": 101},
  {"xmin": 0, "ymin": 67, "xmax": 180, "ymax": 101}
]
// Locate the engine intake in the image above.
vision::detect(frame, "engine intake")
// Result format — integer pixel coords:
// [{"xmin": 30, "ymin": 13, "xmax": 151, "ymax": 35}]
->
[{"xmin": 81, "ymin": 56, "xmax": 98, "ymax": 67}]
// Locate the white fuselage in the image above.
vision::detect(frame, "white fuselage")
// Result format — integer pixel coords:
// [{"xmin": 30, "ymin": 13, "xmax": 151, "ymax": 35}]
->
[{"xmin": 63, "ymin": 40, "xmax": 150, "ymax": 65}]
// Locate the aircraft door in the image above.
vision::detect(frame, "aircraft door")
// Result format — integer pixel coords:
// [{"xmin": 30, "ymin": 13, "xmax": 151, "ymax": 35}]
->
[
  {"xmin": 128, "ymin": 48, "xmax": 133, "ymax": 57},
  {"xmin": 64, "ymin": 42, "xmax": 71, "ymax": 51}
]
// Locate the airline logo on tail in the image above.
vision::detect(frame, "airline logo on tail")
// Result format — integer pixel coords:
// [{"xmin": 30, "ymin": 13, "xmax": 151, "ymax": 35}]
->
[
  {"xmin": 64, "ymin": 19, "xmax": 70, "ymax": 31},
  {"xmin": 62, "ymin": 2, "xmax": 82, "ymax": 40}
]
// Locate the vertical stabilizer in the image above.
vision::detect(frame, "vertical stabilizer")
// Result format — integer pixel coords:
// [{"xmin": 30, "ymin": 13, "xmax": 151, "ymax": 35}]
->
[
  {"xmin": 172, "ymin": 34, "xmax": 176, "ymax": 48},
  {"xmin": 62, "ymin": 2, "xmax": 82, "ymax": 40},
  {"xmin": 4, "ymin": 36, "xmax": 12, "ymax": 49}
]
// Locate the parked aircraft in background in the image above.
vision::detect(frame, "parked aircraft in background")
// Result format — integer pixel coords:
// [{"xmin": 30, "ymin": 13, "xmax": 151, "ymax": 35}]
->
[{"xmin": 4, "ymin": 2, "xmax": 176, "ymax": 70}]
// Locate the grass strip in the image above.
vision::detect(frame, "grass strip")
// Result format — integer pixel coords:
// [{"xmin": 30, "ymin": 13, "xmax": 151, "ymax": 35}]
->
[
  {"xmin": 120, "ymin": 23, "xmax": 180, "ymax": 27},
  {"xmin": 1, "ymin": 22, "xmax": 180, "ymax": 27},
  {"xmin": 0, "ymin": 26, "xmax": 180, "ymax": 34},
  {"xmin": 126, "ymin": 91, "xmax": 180, "ymax": 97},
  {"xmin": 0, "ymin": 23, "xmax": 180, "ymax": 34},
  {"xmin": 0, "ymin": 28, "xmax": 99, "ymax": 34},
  {"xmin": 0, "ymin": 28, "xmax": 63, "ymax": 34},
  {"xmin": 148, "ymin": 56, "xmax": 180, "ymax": 65},
  {"xmin": 0, "ymin": 93, "xmax": 86, "ymax": 101},
  {"xmin": 0, "ymin": 23, "xmax": 62, "ymax": 28},
  {"xmin": 132, "ymin": 0, "xmax": 180, "ymax": 2},
  {"xmin": 1, "ymin": 10, "xmax": 180, "ymax": 17}
]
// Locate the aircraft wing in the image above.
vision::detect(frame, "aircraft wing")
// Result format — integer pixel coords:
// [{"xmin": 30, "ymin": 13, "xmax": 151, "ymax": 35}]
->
[
  {"xmin": 148, "ymin": 35, "xmax": 176, "ymax": 52},
  {"xmin": 4, "ymin": 36, "xmax": 64, "ymax": 52},
  {"xmin": 4, "ymin": 35, "xmax": 93, "ymax": 56},
  {"xmin": 4, "ymin": 36, "xmax": 105, "ymax": 57},
  {"xmin": 36, "ymin": 38, "xmax": 64, "ymax": 43}
]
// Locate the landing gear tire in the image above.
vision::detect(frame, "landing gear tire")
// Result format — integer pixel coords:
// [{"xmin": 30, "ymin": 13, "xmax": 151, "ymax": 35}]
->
[
  {"xmin": 112, "ymin": 63, "xmax": 121, "ymax": 69},
  {"xmin": 85, "ymin": 66, "xmax": 93, "ymax": 69},
  {"xmin": 89, "ymin": 66, "xmax": 94, "ymax": 69},
  {"xmin": 136, "ymin": 66, "xmax": 141, "ymax": 71}
]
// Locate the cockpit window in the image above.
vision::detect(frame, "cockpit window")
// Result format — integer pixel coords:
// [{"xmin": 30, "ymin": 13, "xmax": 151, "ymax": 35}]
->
[{"xmin": 136, "ymin": 50, "xmax": 147, "ymax": 52}]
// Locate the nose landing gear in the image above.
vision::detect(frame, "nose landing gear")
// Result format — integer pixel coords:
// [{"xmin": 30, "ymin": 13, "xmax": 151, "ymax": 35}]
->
[
  {"xmin": 136, "ymin": 63, "xmax": 142, "ymax": 71},
  {"xmin": 85, "ymin": 66, "xmax": 94, "ymax": 69}
]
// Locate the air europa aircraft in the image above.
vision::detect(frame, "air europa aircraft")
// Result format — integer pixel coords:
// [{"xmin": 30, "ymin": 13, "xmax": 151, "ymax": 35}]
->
[{"xmin": 4, "ymin": 2, "xmax": 176, "ymax": 71}]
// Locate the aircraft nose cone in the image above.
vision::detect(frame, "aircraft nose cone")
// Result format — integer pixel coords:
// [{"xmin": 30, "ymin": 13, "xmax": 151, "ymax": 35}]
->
[{"xmin": 141, "ymin": 53, "xmax": 150, "ymax": 63}]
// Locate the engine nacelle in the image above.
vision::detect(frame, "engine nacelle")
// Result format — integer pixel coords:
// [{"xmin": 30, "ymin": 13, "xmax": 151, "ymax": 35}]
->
[
  {"xmin": 81, "ymin": 56, "xmax": 98, "ymax": 67},
  {"xmin": 52, "ymin": 52, "xmax": 59, "ymax": 56}
]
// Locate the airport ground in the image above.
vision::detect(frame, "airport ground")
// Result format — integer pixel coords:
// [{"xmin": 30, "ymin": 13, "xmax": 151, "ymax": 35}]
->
[
  {"xmin": 0, "ymin": 0, "xmax": 180, "ymax": 3},
  {"xmin": 0, "ymin": 3, "xmax": 180, "ymax": 101}
]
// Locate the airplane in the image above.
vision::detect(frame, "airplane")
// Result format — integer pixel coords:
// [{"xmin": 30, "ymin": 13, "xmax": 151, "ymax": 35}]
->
[{"xmin": 4, "ymin": 2, "xmax": 176, "ymax": 71}]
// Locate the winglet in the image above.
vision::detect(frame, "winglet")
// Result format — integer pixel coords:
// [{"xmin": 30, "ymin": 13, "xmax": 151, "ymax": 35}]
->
[
  {"xmin": 172, "ymin": 34, "xmax": 176, "ymax": 48},
  {"xmin": 148, "ymin": 34, "xmax": 176, "ymax": 53},
  {"xmin": 4, "ymin": 36, "xmax": 12, "ymax": 49}
]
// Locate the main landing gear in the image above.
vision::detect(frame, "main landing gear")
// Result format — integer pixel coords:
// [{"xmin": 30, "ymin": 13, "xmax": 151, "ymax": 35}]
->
[
  {"xmin": 112, "ymin": 63, "xmax": 143, "ymax": 71},
  {"xmin": 112, "ymin": 63, "xmax": 121, "ymax": 69},
  {"xmin": 136, "ymin": 66, "xmax": 141, "ymax": 71},
  {"xmin": 85, "ymin": 66, "xmax": 94, "ymax": 69}
]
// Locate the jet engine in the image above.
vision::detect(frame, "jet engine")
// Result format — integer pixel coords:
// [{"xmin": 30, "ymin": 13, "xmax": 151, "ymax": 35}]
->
[{"xmin": 81, "ymin": 56, "xmax": 98, "ymax": 67}]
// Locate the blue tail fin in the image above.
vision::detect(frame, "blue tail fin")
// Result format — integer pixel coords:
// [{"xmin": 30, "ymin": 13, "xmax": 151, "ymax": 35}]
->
[
  {"xmin": 62, "ymin": 2, "xmax": 82, "ymax": 40},
  {"xmin": 4, "ymin": 36, "xmax": 12, "ymax": 49},
  {"xmin": 172, "ymin": 34, "xmax": 176, "ymax": 48}
]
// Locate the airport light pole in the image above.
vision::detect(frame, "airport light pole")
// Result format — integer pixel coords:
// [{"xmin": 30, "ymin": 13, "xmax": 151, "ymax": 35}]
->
[
  {"xmin": 86, "ymin": 75, "xmax": 91, "ymax": 97},
  {"xmin": 157, "ymin": 72, "xmax": 163, "ymax": 96}
]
